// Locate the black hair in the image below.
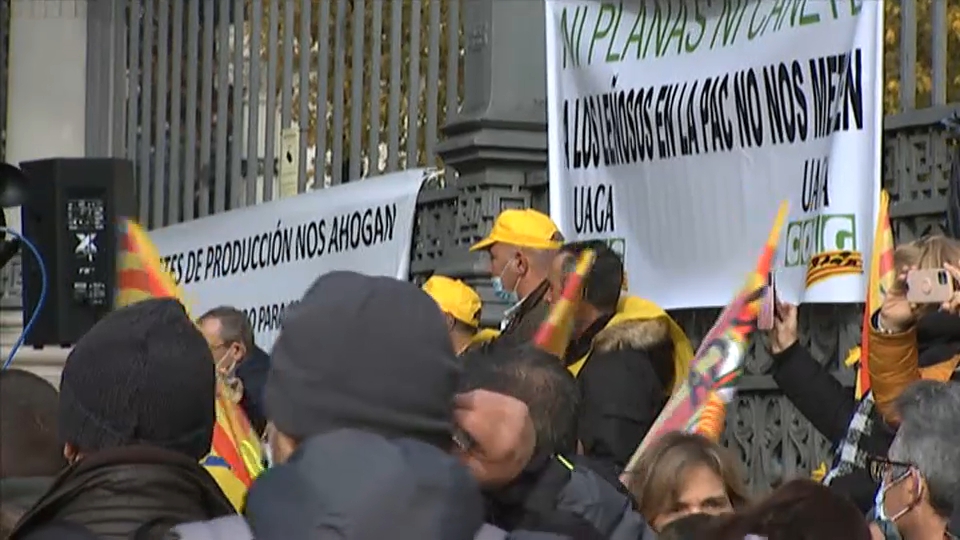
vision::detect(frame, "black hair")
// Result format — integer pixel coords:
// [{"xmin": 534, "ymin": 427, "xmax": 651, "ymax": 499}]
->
[
  {"xmin": 0, "ymin": 369, "xmax": 66, "ymax": 478},
  {"xmin": 459, "ymin": 344, "xmax": 580, "ymax": 455},
  {"xmin": 705, "ymin": 479, "xmax": 871, "ymax": 540},
  {"xmin": 199, "ymin": 305, "xmax": 255, "ymax": 350},
  {"xmin": 658, "ymin": 513, "xmax": 719, "ymax": 540},
  {"xmin": 559, "ymin": 240, "xmax": 623, "ymax": 313}
]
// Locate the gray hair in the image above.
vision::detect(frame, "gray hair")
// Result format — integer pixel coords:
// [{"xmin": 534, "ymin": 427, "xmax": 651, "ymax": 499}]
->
[
  {"xmin": 888, "ymin": 380, "xmax": 960, "ymax": 518},
  {"xmin": 199, "ymin": 305, "xmax": 255, "ymax": 350}
]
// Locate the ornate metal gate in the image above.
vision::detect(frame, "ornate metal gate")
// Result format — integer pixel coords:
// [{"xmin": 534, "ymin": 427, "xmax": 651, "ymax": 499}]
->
[{"xmin": 5, "ymin": 0, "xmax": 960, "ymax": 490}]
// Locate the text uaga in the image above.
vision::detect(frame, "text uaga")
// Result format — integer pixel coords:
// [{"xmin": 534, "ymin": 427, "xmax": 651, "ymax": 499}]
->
[{"xmin": 574, "ymin": 183, "xmax": 616, "ymax": 236}]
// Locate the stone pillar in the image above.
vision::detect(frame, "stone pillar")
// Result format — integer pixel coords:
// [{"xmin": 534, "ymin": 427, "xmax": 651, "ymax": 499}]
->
[
  {"xmin": 3, "ymin": 0, "xmax": 91, "ymax": 384},
  {"xmin": 435, "ymin": 0, "xmax": 549, "ymax": 325}
]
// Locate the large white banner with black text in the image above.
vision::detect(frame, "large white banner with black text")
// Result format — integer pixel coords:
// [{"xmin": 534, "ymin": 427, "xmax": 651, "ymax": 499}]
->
[
  {"xmin": 151, "ymin": 169, "xmax": 426, "ymax": 349},
  {"xmin": 545, "ymin": 0, "xmax": 883, "ymax": 308}
]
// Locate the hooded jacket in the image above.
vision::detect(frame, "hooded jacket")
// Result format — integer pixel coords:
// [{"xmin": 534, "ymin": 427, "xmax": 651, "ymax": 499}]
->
[
  {"xmin": 9, "ymin": 446, "xmax": 235, "ymax": 540},
  {"xmin": 243, "ymin": 429, "xmax": 485, "ymax": 539},
  {"xmin": 866, "ymin": 311, "xmax": 960, "ymax": 423},
  {"xmin": 167, "ymin": 430, "xmax": 655, "ymax": 540},
  {"xmin": 236, "ymin": 345, "xmax": 270, "ymax": 436},
  {"xmin": 484, "ymin": 449, "xmax": 649, "ymax": 540},
  {"xmin": 11, "ymin": 521, "xmax": 101, "ymax": 540},
  {"xmin": 565, "ymin": 296, "xmax": 694, "ymax": 470},
  {"xmin": 0, "ymin": 477, "xmax": 55, "ymax": 523}
]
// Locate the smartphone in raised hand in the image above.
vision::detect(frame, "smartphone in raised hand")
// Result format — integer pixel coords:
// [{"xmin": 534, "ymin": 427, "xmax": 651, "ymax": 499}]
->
[
  {"xmin": 905, "ymin": 268, "xmax": 955, "ymax": 304},
  {"xmin": 757, "ymin": 271, "xmax": 776, "ymax": 331}
]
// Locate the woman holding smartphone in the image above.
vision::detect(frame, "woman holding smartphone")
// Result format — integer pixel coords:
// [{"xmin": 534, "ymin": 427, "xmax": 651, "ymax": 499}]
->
[
  {"xmin": 765, "ymin": 236, "xmax": 960, "ymax": 514},
  {"xmin": 869, "ymin": 235, "xmax": 960, "ymax": 424}
]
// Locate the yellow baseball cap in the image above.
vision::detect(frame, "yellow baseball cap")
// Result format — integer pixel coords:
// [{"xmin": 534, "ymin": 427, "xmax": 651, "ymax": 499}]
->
[
  {"xmin": 422, "ymin": 276, "xmax": 482, "ymax": 328},
  {"xmin": 469, "ymin": 209, "xmax": 563, "ymax": 252}
]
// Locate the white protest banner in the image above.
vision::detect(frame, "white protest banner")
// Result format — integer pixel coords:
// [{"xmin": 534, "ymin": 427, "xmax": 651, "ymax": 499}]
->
[
  {"xmin": 545, "ymin": 0, "xmax": 883, "ymax": 308},
  {"xmin": 150, "ymin": 169, "xmax": 427, "ymax": 349}
]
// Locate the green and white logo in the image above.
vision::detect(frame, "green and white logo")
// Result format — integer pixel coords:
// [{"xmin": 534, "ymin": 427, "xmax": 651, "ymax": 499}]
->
[{"xmin": 784, "ymin": 214, "xmax": 858, "ymax": 268}]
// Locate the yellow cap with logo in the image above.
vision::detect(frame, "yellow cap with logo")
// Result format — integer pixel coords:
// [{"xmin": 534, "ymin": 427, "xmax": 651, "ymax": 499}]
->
[
  {"xmin": 469, "ymin": 209, "xmax": 563, "ymax": 252},
  {"xmin": 422, "ymin": 275, "xmax": 483, "ymax": 328}
]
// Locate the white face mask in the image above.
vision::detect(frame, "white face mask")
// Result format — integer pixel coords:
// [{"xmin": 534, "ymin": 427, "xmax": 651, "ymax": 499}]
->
[
  {"xmin": 875, "ymin": 468, "xmax": 921, "ymax": 523},
  {"xmin": 262, "ymin": 435, "xmax": 274, "ymax": 469},
  {"xmin": 216, "ymin": 350, "xmax": 244, "ymax": 402},
  {"xmin": 216, "ymin": 351, "xmax": 238, "ymax": 378}
]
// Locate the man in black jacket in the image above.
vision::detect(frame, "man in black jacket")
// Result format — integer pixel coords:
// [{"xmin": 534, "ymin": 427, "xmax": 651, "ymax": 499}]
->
[
  {"xmin": 197, "ymin": 306, "xmax": 269, "ymax": 435},
  {"xmin": 551, "ymin": 241, "xmax": 691, "ymax": 473},
  {"xmin": 460, "ymin": 343, "xmax": 639, "ymax": 535},
  {"xmin": 10, "ymin": 299, "xmax": 236, "ymax": 540}
]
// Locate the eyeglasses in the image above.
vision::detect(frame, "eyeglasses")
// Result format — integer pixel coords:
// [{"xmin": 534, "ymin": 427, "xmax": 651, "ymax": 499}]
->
[{"xmin": 867, "ymin": 455, "xmax": 914, "ymax": 483}]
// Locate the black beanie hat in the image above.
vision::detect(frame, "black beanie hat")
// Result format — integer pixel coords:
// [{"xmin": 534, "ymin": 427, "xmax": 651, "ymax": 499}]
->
[
  {"xmin": 59, "ymin": 298, "xmax": 216, "ymax": 460},
  {"xmin": 266, "ymin": 271, "xmax": 461, "ymax": 447}
]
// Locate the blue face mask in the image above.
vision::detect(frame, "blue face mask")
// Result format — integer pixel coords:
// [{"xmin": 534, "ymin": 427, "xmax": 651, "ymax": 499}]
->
[{"xmin": 492, "ymin": 263, "xmax": 520, "ymax": 304}]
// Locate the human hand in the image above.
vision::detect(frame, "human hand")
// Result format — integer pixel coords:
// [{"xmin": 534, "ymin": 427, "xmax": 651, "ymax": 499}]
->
[
  {"xmin": 879, "ymin": 266, "xmax": 918, "ymax": 333},
  {"xmin": 453, "ymin": 389, "xmax": 536, "ymax": 487},
  {"xmin": 768, "ymin": 301, "xmax": 798, "ymax": 355}
]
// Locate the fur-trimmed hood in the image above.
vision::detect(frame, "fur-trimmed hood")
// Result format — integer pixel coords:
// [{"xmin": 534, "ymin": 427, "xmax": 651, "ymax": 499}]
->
[
  {"xmin": 593, "ymin": 316, "xmax": 672, "ymax": 354},
  {"xmin": 583, "ymin": 296, "xmax": 694, "ymax": 393}
]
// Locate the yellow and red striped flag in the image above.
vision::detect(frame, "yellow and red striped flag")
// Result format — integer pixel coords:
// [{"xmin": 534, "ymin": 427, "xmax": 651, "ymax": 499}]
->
[
  {"xmin": 116, "ymin": 219, "xmax": 263, "ymax": 510},
  {"xmin": 688, "ymin": 203, "xmax": 788, "ymax": 442},
  {"xmin": 847, "ymin": 190, "xmax": 894, "ymax": 399},
  {"xmin": 116, "ymin": 219, "xmax": 183, "ymax": 307},
  {"xmin": 533, "ymin": 249, "xmax": 597, "ymax": 358},
  {"xmin": 622, "ymin": 202, "xmax": 788, "ymax": 481}
]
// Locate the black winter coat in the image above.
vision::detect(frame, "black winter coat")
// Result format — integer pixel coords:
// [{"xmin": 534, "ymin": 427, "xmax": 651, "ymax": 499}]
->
[
  {"xmin": 9, "ymin": 446, "xmax": 235, "ymax": 540},
  {"xmin": 565, "ymin": 314, "xmax": 675, "ymax": 472}
]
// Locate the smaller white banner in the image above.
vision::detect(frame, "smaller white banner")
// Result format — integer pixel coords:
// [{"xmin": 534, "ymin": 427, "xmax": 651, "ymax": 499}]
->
[{"xmin": 151, "ymin": 169, "xmax": 426, "ymax": 349}]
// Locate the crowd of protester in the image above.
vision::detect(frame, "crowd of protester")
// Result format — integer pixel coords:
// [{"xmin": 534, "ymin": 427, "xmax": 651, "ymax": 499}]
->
[{"xmin": 2, "ymin": 208, "xmax": 960, "ymax": 539}]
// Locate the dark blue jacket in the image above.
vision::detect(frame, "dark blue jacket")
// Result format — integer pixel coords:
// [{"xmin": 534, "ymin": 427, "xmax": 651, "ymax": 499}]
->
[
  {"xmin": 168, "ymin": 429, "xmax": 655, "ymax": 540},
  {"xmin": 236, "ymin": 346, "xmax": 270, "ymax": 435}
]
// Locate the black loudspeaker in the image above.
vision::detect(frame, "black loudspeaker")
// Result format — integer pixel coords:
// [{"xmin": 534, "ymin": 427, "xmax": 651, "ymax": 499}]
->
[{"xmin": 19, "ymin": 158, "xmax": 136, "ymax": 348}]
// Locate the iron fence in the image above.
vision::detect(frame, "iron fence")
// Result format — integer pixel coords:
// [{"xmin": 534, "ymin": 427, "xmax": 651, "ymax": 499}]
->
[{"xmin": 85, "ymin": 0, "xmax": 463, "ymax": 229}]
